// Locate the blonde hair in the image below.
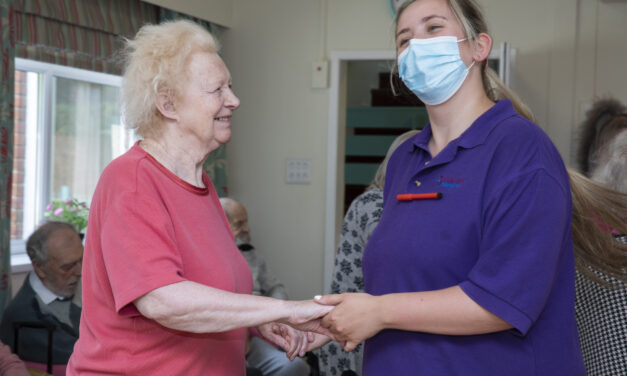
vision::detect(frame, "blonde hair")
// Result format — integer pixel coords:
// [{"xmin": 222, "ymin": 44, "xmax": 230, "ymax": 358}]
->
[
  {"xmin": 568, "ymin": 169, "xmax": 627, "ymax": 285},
  {"xmin": 393, "ymin": 0, "xmax": 535, "ymax": 122},
  {"xmin": 121, "ymin": 20, "xmax": 220, "ymax": 138},
  {"xmin": 368, "ymin": 130, "xmax": 420, "ymax": 191}
]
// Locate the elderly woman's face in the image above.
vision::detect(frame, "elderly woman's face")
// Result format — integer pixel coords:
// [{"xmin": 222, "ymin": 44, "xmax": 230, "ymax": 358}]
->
[{"xmin": 176, "ymin": 52, "xmax": 240, "ymax": 152}]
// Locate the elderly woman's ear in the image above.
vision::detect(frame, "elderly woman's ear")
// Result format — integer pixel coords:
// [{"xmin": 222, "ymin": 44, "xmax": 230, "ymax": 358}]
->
[{"xmin": 156, "ymin": 92, "xmax": 179, "ymax": 121}]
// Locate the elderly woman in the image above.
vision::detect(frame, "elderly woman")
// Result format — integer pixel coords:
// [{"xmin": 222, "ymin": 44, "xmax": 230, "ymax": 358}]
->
[{"xmin": 67, "ymin": 20, "xmax": 330, "ymax": 375}]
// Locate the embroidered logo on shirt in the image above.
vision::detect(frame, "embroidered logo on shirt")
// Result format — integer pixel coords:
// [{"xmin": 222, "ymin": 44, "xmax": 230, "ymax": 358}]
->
[{"xmin": 436, "ymin": 176, "xmax": 464, "ymax": 188}]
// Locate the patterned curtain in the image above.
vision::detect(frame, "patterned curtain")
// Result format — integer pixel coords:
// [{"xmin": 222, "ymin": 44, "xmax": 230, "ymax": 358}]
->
[
  {"xmin": 0, "ymin": 0, "xmax": 16, "ymax": 317},
  {"xmin": 203, "ymin": 147, "xmax": 229, "ymax": 197},
  {"xmin": 159, "ymin": 8, "xmax": 229, "ymax": 197},
  {"xmin": 14, "ymin": 0, "xmax": 159, "ymax": 75}
]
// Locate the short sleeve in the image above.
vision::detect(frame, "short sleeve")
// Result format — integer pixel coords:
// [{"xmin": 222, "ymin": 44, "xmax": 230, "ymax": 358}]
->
[
  {"xmin": 100, "ymin": 190, "xmax": 187, "ymax": 314},
  {"xmin": 459, "ymin": 169, "xmax": 571, "ymax": 335}
]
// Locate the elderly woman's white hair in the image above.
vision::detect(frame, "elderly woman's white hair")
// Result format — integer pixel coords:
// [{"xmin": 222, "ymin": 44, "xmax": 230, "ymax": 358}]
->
[{"xmin": 122, "ymin": 20, "xmax": 220, "ymax": 139}]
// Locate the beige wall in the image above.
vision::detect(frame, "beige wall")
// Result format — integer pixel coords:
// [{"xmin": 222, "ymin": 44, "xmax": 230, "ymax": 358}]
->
[{"xmin": 141, "ymin": 0, "xmax": 627, "ymax": 300}]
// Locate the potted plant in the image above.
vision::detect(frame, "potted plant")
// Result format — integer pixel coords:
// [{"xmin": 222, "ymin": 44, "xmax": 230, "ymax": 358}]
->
[{"xmin": 44, "ymin": 199, "xmax": 90, "ymax": 235}]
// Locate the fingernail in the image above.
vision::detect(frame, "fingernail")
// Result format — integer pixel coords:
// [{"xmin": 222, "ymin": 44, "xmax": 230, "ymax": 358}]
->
[{"xmin": 314, "ymin": 295, "xmax": 321, "ymax": 300}]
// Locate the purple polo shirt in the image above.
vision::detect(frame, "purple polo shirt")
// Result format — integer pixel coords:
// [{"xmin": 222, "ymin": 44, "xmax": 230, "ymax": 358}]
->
[{"xmin": 362, "ymin": 100, "xmax": 585, "ymax": 375}]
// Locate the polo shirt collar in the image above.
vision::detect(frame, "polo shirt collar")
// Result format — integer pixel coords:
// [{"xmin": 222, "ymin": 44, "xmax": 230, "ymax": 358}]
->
[
  {"xmin": 411, "ymin": 99, "xmax": 517, "ymax": 154},
  {"xmin": 411, "ymin": 122, "xmax": 432, "ymax": 153},
  {"xmin": 457, "ymin": 99, "xmax": 517, "ymax": 149},
  {"xmin": 29, "ymin": 271, "xmax": 65, "ymax": 304}
]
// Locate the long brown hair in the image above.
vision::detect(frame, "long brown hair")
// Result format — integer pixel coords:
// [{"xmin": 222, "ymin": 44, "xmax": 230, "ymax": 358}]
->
[
  {"xmin": 393, "ymin": 0, "xmax": 535, "ymax": 122},
  {"xmin": 569, "ymin": 169, "xmax": 627, "ymax": 284}
]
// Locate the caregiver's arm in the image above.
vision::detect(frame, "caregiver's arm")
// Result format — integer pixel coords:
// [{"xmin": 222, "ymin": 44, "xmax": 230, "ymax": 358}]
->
[
  {"xmin": 317, "ymin": 285, "xmax": 512, "ymax": 351},
  {"xmin": 376, "ymin": 286, "xmax": 512, "ymax": 334}
]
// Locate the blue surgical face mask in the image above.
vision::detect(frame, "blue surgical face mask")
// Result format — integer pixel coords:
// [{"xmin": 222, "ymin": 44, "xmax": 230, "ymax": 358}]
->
[{"xmin": 397, "ymin": 36, "xmax": 475, "ymax": 106}]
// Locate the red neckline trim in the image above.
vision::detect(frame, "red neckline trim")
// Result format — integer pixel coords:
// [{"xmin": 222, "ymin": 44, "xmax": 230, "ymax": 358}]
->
[{"xmin": 135, "ymin": 142, "xmax": 210, "ymax": 196}]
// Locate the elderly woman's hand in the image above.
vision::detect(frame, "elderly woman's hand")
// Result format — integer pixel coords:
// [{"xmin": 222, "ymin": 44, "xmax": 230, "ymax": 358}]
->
[
  {"xmin": 280, "ymin": 299, "xmax": 337, "ymax": 338},
  {"xmin": 257, "ymin": 323, "xmax": 335, "ymax": 359},
  {"xmin": 257, "ymin": 322, "xmax": 311, "ymax": 360},
  {"xmin": 315, "ymin": 293, "xmax": 384, "ymax": 352},
  {"xmin": 281, "ymin": 299, "xmax": 333, "ymax": 327}
]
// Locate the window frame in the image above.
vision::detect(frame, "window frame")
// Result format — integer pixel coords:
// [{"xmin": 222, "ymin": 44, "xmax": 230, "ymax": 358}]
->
[{"xmin": 11, "ymin": 58, "xmax": 123, "ymax": 271}]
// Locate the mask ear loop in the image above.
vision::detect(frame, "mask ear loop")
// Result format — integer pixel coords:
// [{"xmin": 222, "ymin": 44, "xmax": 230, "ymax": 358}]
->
[
  {"xmin": 458, "ymin": 37, "xmax": 480, "ymax": 71},
  {"xmin": 461, "ymin": 36, "xmax": 487, "ymax": 72}
]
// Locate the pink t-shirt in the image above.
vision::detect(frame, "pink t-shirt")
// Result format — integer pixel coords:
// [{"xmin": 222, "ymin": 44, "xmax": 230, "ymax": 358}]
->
[{"xmin": 67, "ymin": 143, "xmax": 253, "ymax": 375}]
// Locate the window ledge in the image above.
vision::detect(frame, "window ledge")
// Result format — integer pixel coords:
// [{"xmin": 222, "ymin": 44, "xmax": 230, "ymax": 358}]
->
[{"xmin": 11, "ymin": 254, "xmax": 33, "ymax": 273}]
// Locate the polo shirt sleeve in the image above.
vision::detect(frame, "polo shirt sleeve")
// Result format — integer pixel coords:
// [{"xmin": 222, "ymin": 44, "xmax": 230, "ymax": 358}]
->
[
  {"xmin": 100, "ymin": 189, "xmax": 187, "ymax": 315},
  {"xmin": 459, "ymin": 168, "xmax": 570, "ymax": 336}
]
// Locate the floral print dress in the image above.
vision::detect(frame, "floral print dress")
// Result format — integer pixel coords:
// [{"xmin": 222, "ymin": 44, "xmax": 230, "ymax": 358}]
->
[{"xmin": 315, "ymin": 189, "xmax": 383, "ymax": 376}]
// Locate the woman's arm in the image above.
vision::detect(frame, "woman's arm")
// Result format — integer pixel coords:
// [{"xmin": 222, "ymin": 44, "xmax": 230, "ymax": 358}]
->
[
  {"xmin": 0, "ymin": 342, "xmax": 29, "ymax": 376},
  {"xmin": 317, "ymin": 286, "xmax": 512, "ymax": 351},
  {"xmin": 380, "ymin": 286, "xmax": 512, "ymax": 335},
  {"xmin": 134, "ymin": 281, "xmax": 332, "ymax": 333}
]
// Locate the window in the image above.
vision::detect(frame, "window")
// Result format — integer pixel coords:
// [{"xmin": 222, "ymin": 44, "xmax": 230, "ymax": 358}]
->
[{"xmin": 11, "ymin": 59, "xmax": 135, "ymax": 267}]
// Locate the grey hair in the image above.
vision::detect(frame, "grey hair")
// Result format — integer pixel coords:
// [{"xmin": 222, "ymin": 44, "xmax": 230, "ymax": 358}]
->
[
  {"xmin": 219, "ymin": 197, "xmax": 238, "ymax": 223},
  {"xmin": 368, "ymin": 130, "xmax": 420, "ymax": 191},
  {"xmin": 590, "ymin": 130, "xmax": 627, "ymax": 194},
  {"xmin": 26, "ymin": 221, "xmax": 78, "ymax": 265}
]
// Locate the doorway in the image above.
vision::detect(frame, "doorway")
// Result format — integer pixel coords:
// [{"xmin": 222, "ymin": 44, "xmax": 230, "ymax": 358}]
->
[{"xmin": 323, "ymin": 46, "xmax": 514, "ymax": 291}]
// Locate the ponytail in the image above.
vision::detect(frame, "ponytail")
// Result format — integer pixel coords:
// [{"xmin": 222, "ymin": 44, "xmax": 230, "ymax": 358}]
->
[{"xmin": 482, "ymin": 68, "xmax": 535, "ymax": 122}]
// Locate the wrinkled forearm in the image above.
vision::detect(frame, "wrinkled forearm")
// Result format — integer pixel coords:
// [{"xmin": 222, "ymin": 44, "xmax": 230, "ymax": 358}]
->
[{"xmin": 134, "ymin": 281, "xmax": 292, "ymax": 333}]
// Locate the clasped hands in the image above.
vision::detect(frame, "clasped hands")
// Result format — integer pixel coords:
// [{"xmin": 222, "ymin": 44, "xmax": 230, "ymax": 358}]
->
[{"xmin": 259, "ymin": 293, "xmax": 383, "ymax": 360}]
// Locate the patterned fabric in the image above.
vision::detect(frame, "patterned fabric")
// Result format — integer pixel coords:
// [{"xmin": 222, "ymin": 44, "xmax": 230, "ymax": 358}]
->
[
  {"xmin": 15, "ymin": 0, "xmax": 158, "ymax": 75},
  {"xmin": 238, "ymin": 244, "xmax": 288, "ymax": 300},
  {"xmin": 315, "ymin": 189, "xmax": 383, "ymax": 376},
  {"xmin": 158, "ymin": 8, "xmax": 229, "ymax": 196},
  {"xmin": 575, "ymin": 236, "xmax": 627, "ymax": 376},
  {"xmin": 0, "ymin": 0, "xmax": 15, "ymax": 318},
  {"xmin": 203, "ymin": 146, "xmax": 228, "ymax": 197}
]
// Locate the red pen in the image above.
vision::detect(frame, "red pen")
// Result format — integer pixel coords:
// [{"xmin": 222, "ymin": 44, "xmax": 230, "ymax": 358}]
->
[{"xmin": 397, "ymin": 192, "xmax": 442, "ymax": 201}]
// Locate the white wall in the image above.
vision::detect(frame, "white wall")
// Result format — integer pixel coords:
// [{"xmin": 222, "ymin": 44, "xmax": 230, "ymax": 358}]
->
[
  {"xmin": 220, "ymin": 1, "xmax": 330, "ymax": 299},
  {"xmin": 145, "ymin": 0, "xmax": 627, "ymax": 300}
]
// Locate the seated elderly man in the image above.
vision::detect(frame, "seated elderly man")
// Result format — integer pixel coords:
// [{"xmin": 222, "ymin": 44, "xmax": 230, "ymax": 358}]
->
[
  {"xmin": 0, "ymin": 221, "xmax": 82, "ymax": 367},
  {"xmin": 220, "ymin": 198, "xmax": 310, "ymax": 376}
]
